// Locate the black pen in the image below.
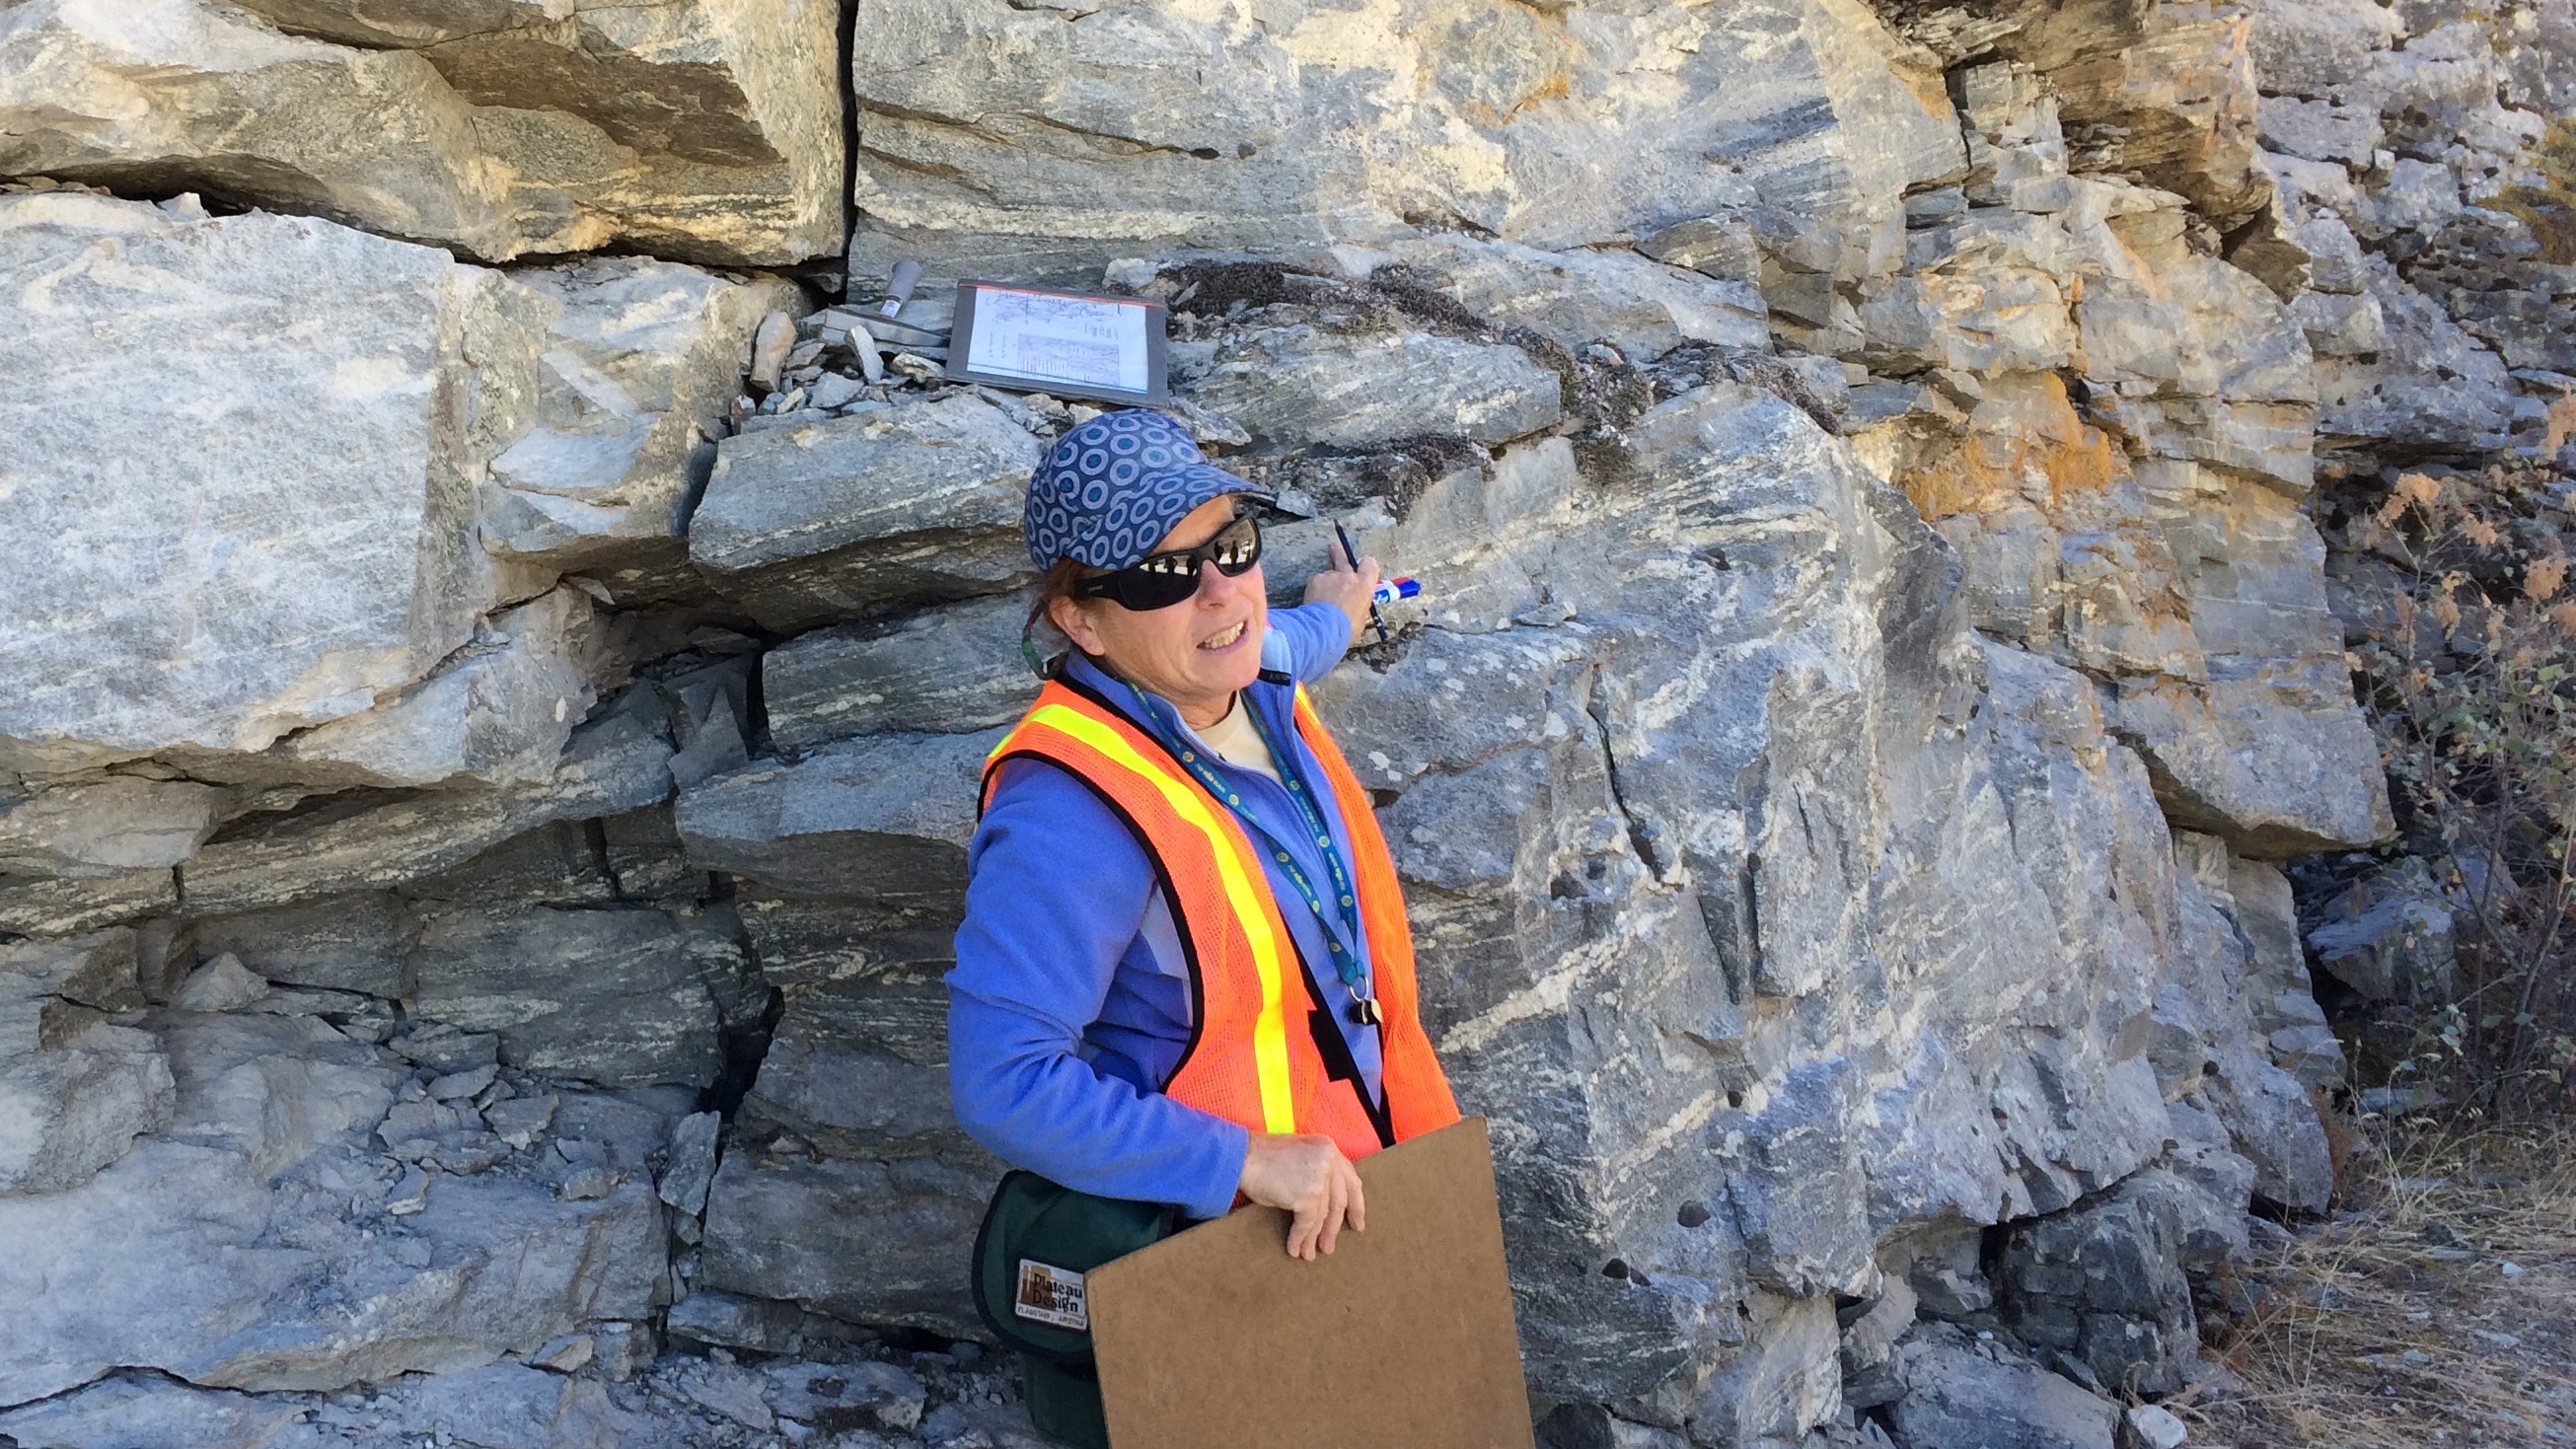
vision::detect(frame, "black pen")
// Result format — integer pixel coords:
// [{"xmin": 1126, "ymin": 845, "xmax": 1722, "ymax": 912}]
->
[{"xmin": 1334, "ymin": 520, "xmax": 1391, "ymax": 644}]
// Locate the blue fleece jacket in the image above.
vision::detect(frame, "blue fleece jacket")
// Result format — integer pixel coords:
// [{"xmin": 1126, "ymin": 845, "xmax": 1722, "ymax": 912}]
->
[{"xmin": 946, "ymin": 602, "xmax": 1377, "ymax": 1221}]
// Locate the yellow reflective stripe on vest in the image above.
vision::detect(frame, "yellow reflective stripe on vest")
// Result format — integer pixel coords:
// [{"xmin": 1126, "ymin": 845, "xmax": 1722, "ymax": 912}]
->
[{"xmin": 1020, "ymin": 703, "xmax": 1298, "ymax": 1136}]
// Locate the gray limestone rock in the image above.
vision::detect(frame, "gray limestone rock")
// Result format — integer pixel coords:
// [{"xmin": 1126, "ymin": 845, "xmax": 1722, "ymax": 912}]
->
[
  {"xmin": 660, "ymin": 1110, "xmax": 723, "ymax": 1216},
  {"xmin": 1997, "ymin": 1166, "xmax": 2248, "ymax": 1399},
  {"xmin": 734, "ymin": 892, "xmax": 959, "ymax": 989},
  {"xmin": 0, "ymin": 777, "xmax": 226, "ymax": 879},
  {"xmin": 1896, "ymin": 1223, "xmax": 1995, "ymax": 1322},
  {"xmin": 1353, "ymin": 437, "xmax": 1605, "ymax": 636},
  {"xmin": 773, "ymin": 1359, "xmax": 928, "ymax": 1433},
  {"xmin": 2113, "ymin": 663, "xmax": 2393, "ymax": 856},
  {"xmin": 407, "ymin": 821, "xmax": 619, "ymax": 909},
  {"xmin": 188, "ymin": 893, "xmax": 416, "ymax": 998},
  {"xmin": 657, "ymin": 655, "xmax": 759, "ymax": 793},
  {"xmin": 602, "ymin": 805, "xmax": 708, "ymax": 904},
  {"xmin": 0, "ymin": 929, "xmax": 144, "ymax": 1018},
  {"xmin": 1539, "ymin": 1406, "xmax": 1693, "ymax": 1449},
  {"xmin": 485, "ymin": 260, "xmax": 805, "ymax": 570},
  {"xmin": 1637, "ymin": 216, "xmax": 1765, "ymax": 287},
  {"xmin": 2306, "ymin": 859, "xmax": 2458, "ymax": 1003},
  {"xmin": 2292, "ymin": 286, "xmax": 2390, "ymax": 357},
  {"xmin": 691, "ymin": 395, "xmax": 1046, "ymax": 631},
  {"xmin": 668, "ymin": 1357, "xmax": 773, "ymax": 1430},
  {"xmin": 0, "ymin": 870, "xmax": 180, "ymax": 941},
  {"xmin": 0, "ymin": 0, "xmax": 844, "ymax": 265},
  {"xmin": 483, "ymin": 1092, "xmax": 557, "ymax": 1151},
  {"xmin": 1839, "ymin": 1270, "xmax": 1920, "ymax": 1412},
  {"xmin": 2313, "ymin": 255, "xmax": 2519, "ymax": 453},
  {"xmin": 737, "ymin": 970, "xmax": 960, "ymax": 1161},
  {"xmin": 1296, "ymin": 385, "xmax": 2194, "ymax": 1412},
  {"xmin": 2226, "ymin": 856, "xmax": 2346, "ymax": 1087},
  {"xmin": 674, "ymin": 730, "xmax": 999, "ymax": 906},
  {"xmin": 698, "ymin": 1144, "xmax": 997, "ymax": 1340},
  {"xmin": 2248, "ymin": 0, "xmax": 2403, "ymax": 96},
  {"xmin": 679, "ymin": 904, "xmax": 771, "ymax": 1036},
  {"xmin": 2082, "ymin": 242, "xmax": 2318, "ymax": 416},
  {"xmin": 276, "ymin": 587, "xmax": 616, "ymax": 790},
  {"xmin": 1884, "ymin": 1326, "xmax": 2118, "ymax": 1449},
  {"xmin": 2200, "ymin": 1040, "xmax": 2336, "ymax": 1212},
  {"xmin": 426, "ymin": 1064, "xmax": 497, "ymax": 1102},
  {"xmin": 389, "ymin": 1023, "xmax": 501, "ymax": 1074},
  {"xmin": 1387, "ymin": 234, "xmax": 1769, "ymax": 358},
  {"xmin": 170, "ymin": 953, "xmax": 271, "ymax": 1013},
  {"xmin": 2103, "ymin": 471, "xmax": 2392, "ymax": 857},
  {"xmin": 2259, "ymin": 94, "xmax": 2385, "ymax": 164},
  {"xmin": 846, "ymin": 0, "xmax": 1956, "ymax": 276},
  {"xmin": 1183, "ymin": 326, "xmax": 1563, "ymax": 450},
  {"xmin": 406, "ymin": 905, "xmax": 724, "ymax": 1089},
  {"xmin": 0, "ymin": 1372, "xmax": 308, "ymax": 1449},
  {"xmin": 764, "ymin": 594, "xmax": 1038, "ymax": 751},
  {"xmin": 2125, "ymin": 1405, "xmax": 2190, "ymax": 1449},
  {"xmin": 0, "ymin": 193, "xmax": 534, "ymax": 781},
  {"xmin": 0, "ymin": 0, "xmax": 517, "ymax": 258},
  {"xmin": 0, "ymin": 1014, "xmax": 667, "ymax": 1407},
  {"xmin": 0, "ymin": 933, "xmax": 176, "ymax": 1195},
  {"xmin": 2292, "ymin": 213, "xmax": 2370, "ymax": 295},
  {"xmin": 177, "ymin": 697, "xmax": 676, "ymax": 916},
  {"xmin": 666, "ymin": 1288, "xmax": 807, "ymax": 1353},
  {"xmin": 1725, "ymin": 1062, "xmax": 1877, "ymax": 1299},
  {"xmin": 1683, "ymin": 1292, "xmax": 1844, "ymax": 1447},
  {"xmin": 1858, "ymin": 258, "xmax": 2075, "ymax": 375},
  {"xmin": 399, "ymin": 1360, "xmax": 635, "ymax": 1449}
]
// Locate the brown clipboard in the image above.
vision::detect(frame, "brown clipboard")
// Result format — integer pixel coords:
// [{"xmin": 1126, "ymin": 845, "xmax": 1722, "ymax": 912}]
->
[{"xmin": 1084, "ymin": 1117, "xmax": 1535, "ymax": 1449}]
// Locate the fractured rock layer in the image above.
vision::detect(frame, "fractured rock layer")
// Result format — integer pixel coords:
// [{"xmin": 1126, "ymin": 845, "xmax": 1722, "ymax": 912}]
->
[{"xmin": 0, "ymin": 0, "xmax": 845, "ymax": 265}]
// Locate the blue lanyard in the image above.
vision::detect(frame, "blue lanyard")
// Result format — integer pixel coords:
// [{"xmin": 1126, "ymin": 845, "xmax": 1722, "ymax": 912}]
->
[{"xmin": 1125, "ymin": 685, "xmax": 1374, "ymax": 1013}]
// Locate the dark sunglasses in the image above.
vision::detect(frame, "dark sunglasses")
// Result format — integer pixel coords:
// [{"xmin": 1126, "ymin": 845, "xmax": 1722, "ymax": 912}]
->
[{"xmin": 1074, "ymin": 512, "xmax": 1264, "ymax": 611}]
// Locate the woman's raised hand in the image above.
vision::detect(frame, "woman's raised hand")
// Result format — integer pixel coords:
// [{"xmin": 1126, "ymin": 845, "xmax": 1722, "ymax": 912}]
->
[
  {"xmin": 1237, "ymin": 1132, "xmax": 1366, "ymax": 1261},
  {"xmin": 1301, "ymin": 533, "xmax": 1383, "ymax": 646}
]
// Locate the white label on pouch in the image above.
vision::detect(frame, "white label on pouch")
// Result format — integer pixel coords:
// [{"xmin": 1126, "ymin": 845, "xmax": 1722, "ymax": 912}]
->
[{"xmin": 1014, "ymin": 1259, "xmax": 1090, "ymax": 1332}]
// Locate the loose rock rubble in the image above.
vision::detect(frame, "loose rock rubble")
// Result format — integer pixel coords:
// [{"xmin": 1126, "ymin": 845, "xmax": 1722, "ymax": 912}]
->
[{"xmin": 0, "ymin": 1339, "xmax": 1048, "ymax": 1449}]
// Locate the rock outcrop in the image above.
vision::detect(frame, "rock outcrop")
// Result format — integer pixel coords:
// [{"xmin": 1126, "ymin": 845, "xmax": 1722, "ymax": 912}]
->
[
  {"xmin": 1, "ymin": 0, "xmax": 2564, "ymax": 1443},
  {"xmin": 0, "ymin": 0, "xmax": 845, "ymax": 265}
]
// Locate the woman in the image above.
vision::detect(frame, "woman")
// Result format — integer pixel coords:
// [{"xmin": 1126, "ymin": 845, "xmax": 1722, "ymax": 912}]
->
[{"xmin": 947, "ymin": 407, "xmax": 1462, "ymax": 1435}]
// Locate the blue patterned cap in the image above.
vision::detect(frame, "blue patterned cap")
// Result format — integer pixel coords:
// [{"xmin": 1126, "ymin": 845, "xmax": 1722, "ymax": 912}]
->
[{"xmin": 1023, "ymin": 408, "xmax": 1258, "ymax": 571}]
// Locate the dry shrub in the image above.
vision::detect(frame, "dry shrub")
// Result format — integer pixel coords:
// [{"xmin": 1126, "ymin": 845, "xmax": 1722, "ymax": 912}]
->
[
  {"xmin": 2546, "ymin": 396, "xmax": 2576, "ymax": 459},
  {"xmin": 2349, "ymin": 462, "xmax": 2576, "ymax": 1115},
  {"xmin": 2191, "ymin": 1117, "xmax": 2576, "ymax": 1448}
]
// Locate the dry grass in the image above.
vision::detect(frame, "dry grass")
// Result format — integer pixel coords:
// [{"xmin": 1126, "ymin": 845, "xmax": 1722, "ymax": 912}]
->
[{"xmin": 2186, "ymin": 1117, "xmax": 2576, "ymax": 1447}]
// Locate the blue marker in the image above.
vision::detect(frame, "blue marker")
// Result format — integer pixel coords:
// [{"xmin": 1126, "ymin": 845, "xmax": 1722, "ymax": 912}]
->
[{"xmin": 1371, "ymin": 577, "xmax": 1421, "ymax": 606}]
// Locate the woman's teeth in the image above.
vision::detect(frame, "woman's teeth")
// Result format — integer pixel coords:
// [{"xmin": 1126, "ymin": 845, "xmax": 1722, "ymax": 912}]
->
[{"xmin": 1199, "ymin": 620, "xmax": 1246, "ymax": 650}]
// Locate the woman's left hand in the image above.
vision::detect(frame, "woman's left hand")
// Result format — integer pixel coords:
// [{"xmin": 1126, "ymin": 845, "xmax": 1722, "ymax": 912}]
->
[
  {"xmin": 1302, "ymin": 532, "xmax": 1383, "ymax": 646},
  {"xmin": 1238, "ymin": 1131, "xmax": 1366, "ymax": 1261}
]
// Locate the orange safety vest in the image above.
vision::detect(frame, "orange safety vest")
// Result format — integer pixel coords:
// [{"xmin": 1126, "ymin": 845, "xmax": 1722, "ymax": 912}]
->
[{"xmin": 981, "ymin": 676, "xmax": 1460, "ymax": 1161}]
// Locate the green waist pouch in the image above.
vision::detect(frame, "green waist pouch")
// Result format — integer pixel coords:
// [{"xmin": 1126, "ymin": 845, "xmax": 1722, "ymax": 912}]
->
[{"xmin": 971, "ymin": 1172, "xmax": 1183, "ymax": 1448}]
